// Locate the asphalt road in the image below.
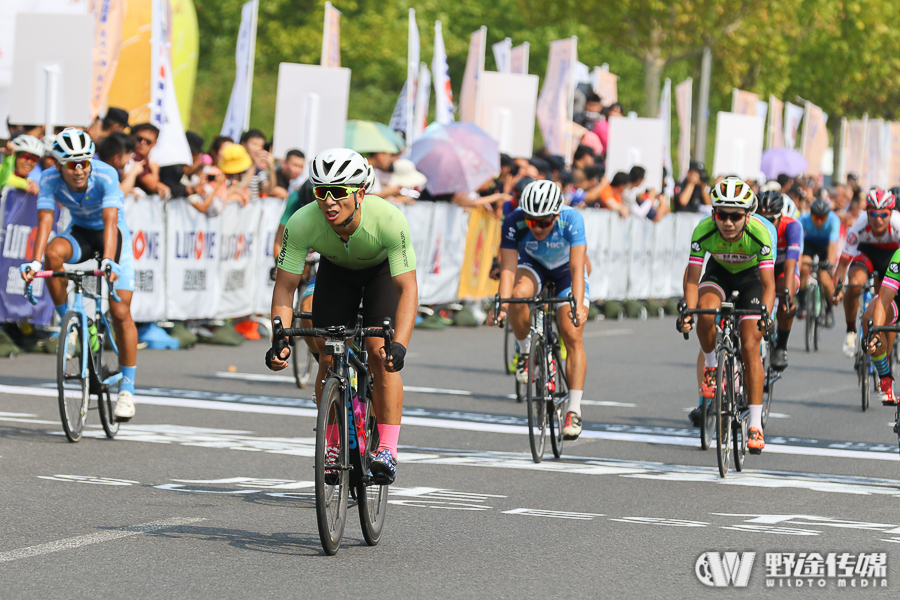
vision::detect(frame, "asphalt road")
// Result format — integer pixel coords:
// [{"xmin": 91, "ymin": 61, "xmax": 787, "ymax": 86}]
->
[{"xmin": 1, "ymin": 315, "xmax": 899, "ymax": 598}]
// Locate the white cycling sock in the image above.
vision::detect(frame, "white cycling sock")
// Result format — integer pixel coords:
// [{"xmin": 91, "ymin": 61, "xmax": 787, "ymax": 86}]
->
[
  {"xmin": 568, "ymin": 390, "xmax": 583, "ymax": 415},
  {"xmin": 516, "ymin": 336, "xmax": 531, "ymax": 355},
  {"xmin": 749, "ymin": 405, "xmax": 763, "ymax": 430},
  {"xmin": 703, "ymin": 350, "xmax": 717, "ymax": 368}
]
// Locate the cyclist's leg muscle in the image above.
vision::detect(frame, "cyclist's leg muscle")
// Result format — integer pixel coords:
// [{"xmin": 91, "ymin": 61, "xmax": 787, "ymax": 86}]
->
[
  {"xmin": 43, "ymin": 236, "xmax": 73, "ymax": 306},
  {"xmin": 109, "ymin": 289, "xmax": 138, "ymax": 367},
  {"xmin": 740, "ymin": 318, "xmax": 764, "ymax": 405},
  {"xmin": 509, "ymin": 267, "xmax": 538, "ymax": 342}
]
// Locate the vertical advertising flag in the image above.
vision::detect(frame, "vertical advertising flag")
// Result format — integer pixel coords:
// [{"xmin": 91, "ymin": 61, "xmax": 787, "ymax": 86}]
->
[
  {"xmin": 889, "ymin": 122, "xmax": 900, "ymax": 188},
  {"xmin": 863, "ymin": 117, "xmax": 883, "ymax": 191},
  {"xmin": 846, "ymin": 116, "xmax": 868, "ymax": 179},
  {"xmin": 414, "ymin": 62, "xmax": 431, "ymax": 139},
  {"xmin": 675, "ymin": 78, "xmax": 692, "ymax": 179},
  {"xmin": 432, "ymin": 21, "xmax": 454, "ymax": 125},
  {"xmin": 510, "ymin": 42, "xmax": 529, "ymax": 75},
  {"xmin": 405, "ymin": 8, "xmax": 420, "ymax": 145},
  {"xmin": 221, "ymin": 0, "xmax": 258, "ymax": 141},
  {"xmin": 658, "ymin": 78, "xmax": 675, "ymax": 195},
  {"xmin": 800, "ymin": 101, "xmax": 829, "ymax": 176},
  {"xmin": 768, "ymin": 96, "xmax": 783, "ymax": 149},
  {"xmin": 593, "ymin": 67, "xmax": 617, "ymax": 107},
  {"xmin": 536, "ymin": 37, "xmax": 577, "ymax": 160},
  {"xmin": 459, "ymin": 27, "xmax": 486, "ymax": 123},
  {"xmin": 493, "ymin": 38, "xmax": 512, "ymax": 73},
  {"xmin": 321, "ymin": 1, "xmax": 341, "ymax": 68},
  {"xmin": 150, "ymin": 0, "xmax": 192, "ymax": 167},
  {"xmin": 89, "ymin": 0, "xmax": 124, "ymax": 120},
  {"xmin": 784, "ymin": 101, "xmax": 804, "ymax": 149},
  {"xmin": 731, "ymin": 88, "xmax": 759, "ymax": 115}
]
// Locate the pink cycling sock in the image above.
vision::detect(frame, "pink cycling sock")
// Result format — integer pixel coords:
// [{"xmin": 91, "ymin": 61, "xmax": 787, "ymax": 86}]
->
[
  {"xmin": 376, "ymin": 424, "xmax": 401, "ymax": 459},
  {"xmin": 326, "ymin": 424, "xmax": 339, "ymax": 446}
]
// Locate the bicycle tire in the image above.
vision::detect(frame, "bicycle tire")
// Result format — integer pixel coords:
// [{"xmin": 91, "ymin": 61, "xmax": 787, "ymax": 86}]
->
[
  {"xmin": 315, "ymin": 377, "xmax": 349, "ymax": 555},
  {"xmin": 503, "ymin": 319, "xmax": 515, "ymax": 375},
  {"xmin": 357, "ymin": 393, "xmax": 388, "ymax": 546},
  {"xmin": 700, "ymin": 393, "xmax": 714, "ymax": 450},
  {"xmin": 761, "ymin": 339, "xmax": 774, "ymax": 430},
  {"xmin": 715, "ymin": 347, "xmax": 732, "ymax": 478},
  {"xmin": 57, "ymin": 312, "xmax": 89, "ymax": 443},
  {"xmin": 97, "ymin": 314, "xmax": 119, "ymax": 439},
  {"xmin": 861, "ymin": 350, "xmax": 870, "ymax": 412},
  {"xmin": 814, "ymin": 284, "xmax": 823, "ymax": 351},
  {"xmin": 805, "ymin": 296, "xmax": 814, "ymax": 352},
  {"xmin": 733, "ymin": 359, "xmax": 747, "ymax": 473},
  {"xmin": 549, "ymin": 347, "xmax": 567, "ymax": 459},
  {"xmin": 525, "ymin": 338, "xmax": 548, "ymax": 463}
]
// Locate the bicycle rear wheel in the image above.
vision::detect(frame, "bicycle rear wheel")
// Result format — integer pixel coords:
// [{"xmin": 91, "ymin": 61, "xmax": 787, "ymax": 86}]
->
[
  {"xmin": 733, "ymin": 362, "xmax": 747, "ymax": 473},
  {"xmin": 97, "ymin": 315, "xmax": 119, "ymax": 439},
  {"xmin": 357, "ymin": 396, "xmax": 388, "ymax": 546},
  {"xmin": 805, "ymin": 299, "xmax": 814, "ymax": 352},
  {"xmin": 715, "ymin": 348, "xmax": 732, "ymax": 478},
  {"xmin": 525, "ymin": 339, "xmax": 548, "ymax": 463},
  {"xmin": 860, "ymin": 350, "xmax": 870, "ymax": 412},
  {"xmin": 291, "ymin": 314, "xmax": 314, "ymax": 389},
  {"xmin": 549, "ymin": 349, "xmax": 568, "ymax": 460},
  {"xmin": 503, "ymin": 319, "xmax": 515, "ymax": 375},
  {"xmin": 761, "ymin": 337, "xmax": 774, "ymax": 430},
  {"xmin": 813, "ymin": 285, "xmax": 823, "ymax": 351},
  {"xmin": 57, "ymin": 312, "xmax": 89, "ymax": 443},
  {"xmin": 315, "ymin": 377, "xmax": 349, "ymax": 555}
]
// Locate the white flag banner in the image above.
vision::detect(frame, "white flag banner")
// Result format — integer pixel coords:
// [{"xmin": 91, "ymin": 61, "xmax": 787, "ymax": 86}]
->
[
  {"xmin": 584, "ymin": 209, "xmax": 611, "ymax": 301},
  {"xmin": 254, "ymin": 198, "xmax": 284, "ymax": 314},
  {"xmin": 784, "ymin": 101, "xmax": 805, "ymax": 150},
  {"xmin": 123, "ymin": 195, "xmax": 165, "ymax": 322},
  {"xmin": 388, "ymin": 80, "xmax": 408, "ymax": 134},
  {"xmin": 165, "ymin": 199, "xmax": 220, "ymax": 320},
  {"xmin": 432, "ymin": 21, "xmax": 454, "ymax": 125},
  {"xmin": 536, "ymin": 37, "xmax": 577, "ymax": 159},
  {"xmin": 675, "ymin": 78, "xmax": 692, "ymax": 180},
  {"xmin": 216, "ymin": 202, "xmax": 261, "ymax": 319},
  {"xmin": 510, "ymin": 42, "xmax": 529, "ymax": 75},
  {"xmin": 404, "ymin": 8, "xmax": 420, "ymax": 145},
  {"xmin": 414, "ymin": 62, "xmax": 431, "ymax": 139},
  {"xmin": 149, "ymin": 0, "xmax": 192, "ymax": 167},
  {"xmin": 221, "ymin": 0, "xmax": 258, "ymax": 141},
  {"xmin": 658, "ymin": 78, "xmax": 675, "ymax": 196},
  {"xmin": 606, "ymin": 213, "xmax": 629, "ymax": 301},
  {"xmin": 626, "ymin": 218, "xmax": 653, "ymax": 300},
  {"xmin": 649, "ymin": 214, "xmax": 676, "ymax": 299},
  {"xmin": 459, "ymin": 27, "xmax": 487, "ymax": 123},
  {"xmin": 320, "ymin": 1, "xmax": 341, "ymax": 68},
  {"xmin": 492, "ymin": 38, "xmax": 512, "ymax": 73},
  {"xmin": 756, "ymin": 100, "xmax": 768, "ymax": 128}
]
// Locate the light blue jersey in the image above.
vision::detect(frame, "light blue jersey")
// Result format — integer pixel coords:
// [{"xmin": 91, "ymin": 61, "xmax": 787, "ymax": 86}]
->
[
  {"xmin": 500, "ymin": 205, "xmax": 587, "ymax": 270},
  {"xmin": 799, "ymin": 212, "xmax": 841, "ymax": 245},
  {"xmin": 38, "ymin": 161, "xmax": 127, "ymax": 231}
]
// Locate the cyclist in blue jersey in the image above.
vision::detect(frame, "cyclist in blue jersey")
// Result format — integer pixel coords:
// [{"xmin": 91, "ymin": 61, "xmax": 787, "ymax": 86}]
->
[
  {"xmin": 798, "ymin": 199, "xmax": 841, "ymax": 327},
  {"xmin": 489, "ymin": 180, "xmax": 589, "ymax": 439},
  {"xmin": 20, "ymin": 128, "xmax": 138, "ymax": 420}
]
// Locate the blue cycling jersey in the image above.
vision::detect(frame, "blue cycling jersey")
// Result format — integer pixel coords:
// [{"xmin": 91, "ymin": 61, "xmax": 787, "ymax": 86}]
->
[
  {"xmin": 799, "ymin": 212, "xmax": 841, "ymax": 245},
  {"xmin": 500, "ymin": 205, "xmax": 587, "ymax": 270},
  {"xmin": 37, "ymin": 161, "xmax": 126, "ymax": 230}
]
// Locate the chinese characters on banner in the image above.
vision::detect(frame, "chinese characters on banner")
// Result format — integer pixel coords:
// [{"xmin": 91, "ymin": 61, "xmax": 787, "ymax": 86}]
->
[
  {"xmin": 536, "ymin": 37, "xmax": 577, "ymax": 160},
  {"xmin": 89, "ymin": 0, "xmax": 124, "ymax": 120}
]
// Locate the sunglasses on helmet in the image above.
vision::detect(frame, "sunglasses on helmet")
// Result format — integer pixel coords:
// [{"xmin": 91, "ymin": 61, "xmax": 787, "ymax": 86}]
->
[
  {"xmin": 714, "ymin": 210, "xmax": 747, "ymax": 223},
  {"xmin": 314, "ymin": 185, "xmax": 361, "ymax": 201}
]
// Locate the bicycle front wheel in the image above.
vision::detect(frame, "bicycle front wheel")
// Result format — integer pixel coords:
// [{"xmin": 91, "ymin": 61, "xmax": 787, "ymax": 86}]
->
[
  {"xmin": 503, "ymin": 319, "xmax": 516, "ymax": 375},
  {"xmin": 357, "ymin": 400, "xmax": 388, "ymax": 546},
  {"xmin": 549, "ymin": 351, "xmax": 568, "ymax": 460},
  {"xmin": 57, "ymin": 312, "xmax": 89, "ymax": 443},
  {"xmin": 315, "ymin": 377, "xmax": 349, "ymax": 555},
  {"xmin": 861, "ymin": 350, "xmax": 870, "ymax": 412},
  {"xmin": 761, "ymin": 338, "xmax": 774, "ymax": 430},
  {"xmin": 526, "ymin": 339, "xmax": 548, "ymax": 463},
  {"xmin": 715, "ymin": 348, "xmax": 732, "ymax": 478},
  {"xmin": 97, "ymin": 315, "xmax": 119, "ymax": 439},
  {"xmin": 813, "ymin": 284, "xmax": 824, "ymax": 351},
  {"xmin": 804, "ymin": 300, "xmax": 814, "ymax": 352}
]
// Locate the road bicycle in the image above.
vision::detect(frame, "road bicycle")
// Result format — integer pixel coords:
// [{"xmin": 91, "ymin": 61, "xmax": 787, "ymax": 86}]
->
[
  {"xmin": 494, "ymin": 289, "xmax": 576, "ymax": 463},
  {"xmin": 865, "ymin": 318, "xmax": 900, "ymax": 454},
  {"xmin": 272, "ymin": 314, "xmax": 393, "ymax": 556},
  {"xmin": 803, "ymin": 259, "xmax": 832, "ymax": 352},
  {"xmin": 848, "ymin": 276, "xmax": 877, "ymax": 411},
  {"xmin": 679, "ymin": 292, "xmax": 772, "ymax": 478},
  {"xmin": 25, "ymin": 258, "xmax": 121, "ymax": 442}
]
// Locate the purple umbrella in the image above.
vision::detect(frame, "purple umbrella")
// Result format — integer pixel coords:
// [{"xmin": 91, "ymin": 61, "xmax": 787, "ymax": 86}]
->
[
  {"xmin": 760, "ymin": 148, "xmax": 809, "ymax": 180},
  {"xmin": 410, "ymin": 122, "xmax": 500, "ymax": 195}
]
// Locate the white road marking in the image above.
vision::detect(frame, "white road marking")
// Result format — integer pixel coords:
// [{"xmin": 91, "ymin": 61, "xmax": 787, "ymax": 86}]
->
[
  {"xmin": 2, "ymin": 384, "xmax": 894, "ymax": 462},
  {"xmin": 581, "ymin": 400, "xmax": 637, "ymax": 407},
  {"xmin": 583, "ymin": 328, "xmax": 633, "ymax": 338},
  {"xmin": 0, "ymin": 410, "xmax": 60, "ymax": 425},
  {"xmin": 719, "ymin": 525, "xmax": 821, "ymax": 536},
  {"xmin": 0, "ymin": 517, "xmax": 205, "ymax": 563},
  {"xmin": 37, "ymin": 475, "xmax": 139, "ymax": 486},
  {"xmin": 502, "ymin": 508, "xmax": 604, "ymax": 520},
  {"xmin": 608, "ymin": 517, "xmax": 709, "ymax": 527},
  {"xmin": 214, "ymin": 371, "xmax": 476, "ymax": 396}
]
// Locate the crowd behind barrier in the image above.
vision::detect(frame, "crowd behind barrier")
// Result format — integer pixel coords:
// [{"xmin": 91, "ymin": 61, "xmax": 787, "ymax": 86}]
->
[{"xmin": 1, "ymin": 194, "xmax": 703, "ymax": 325}]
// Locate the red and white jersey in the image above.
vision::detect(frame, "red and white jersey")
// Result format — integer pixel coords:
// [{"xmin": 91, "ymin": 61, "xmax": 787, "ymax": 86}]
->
[{"xmin": 841, "ymin": 211, "xmax": 900, "ymax": 260}]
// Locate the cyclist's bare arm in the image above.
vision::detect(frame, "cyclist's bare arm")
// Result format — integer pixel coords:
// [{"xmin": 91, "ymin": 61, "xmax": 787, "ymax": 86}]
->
[
  {"xmin": 491, "ymin": 247, "xmax": 519, "ymax": 324},
  {"xmin": 273, "ymin": 224, "xmax": 285, "ymax": 258},
  {"xmin": 22, "ymin": 209, "xmax": 56, "ymax": 282},
  {"xmin": 568, "ymin": 245, "xmax": 588, "ymax": 325},
  {"xmin": 761, "ymin": 267, "xmax": 776, "ymax": 314},
  {"xmin": 390, "ymin": 270, "xmax": 418, "ymax": 350},
  {"xmin": 827, "ymin": 241, "xmax": 839, "ymax": 273},
  {"xmin": 270, "ymin": 267, "xmax": 304, "ymax": 369}
]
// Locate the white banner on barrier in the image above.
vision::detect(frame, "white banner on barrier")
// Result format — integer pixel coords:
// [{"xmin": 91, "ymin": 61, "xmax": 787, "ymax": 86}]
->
[
  {"xmin": 217, "ymin": 202, "xmax": 262, "ymax": 319},
  {"xmin": 255, "ymin": 198, "xmax": 284, "ymax": 314},
  {"xmin": 419, "ymin": 202, "xmax": 467, "ymax": 305},
  {"xmin": 584, "ymin": 209, "xmax": 611, "ymax": 301},
  {"xmin": 650, "ymin": 214, "xmax": 676, "ymax": 299},
  {"xmin": 671, "ymin": 213, "xmax": 704, "ymax": 298},
  {"xmin": 606, "ymin": 215, "xmax": 629, "ymax": 301},
  {"xmin": 124, "ymin": 195, "xmax": 166, "ymax": 322},
  {"xmin": 165, "ymin": 199, "xmax": 220, "ymax": 320},
  {"xmin": 626, "ymin": 217, "xmax": 653, "ymax": 300}
]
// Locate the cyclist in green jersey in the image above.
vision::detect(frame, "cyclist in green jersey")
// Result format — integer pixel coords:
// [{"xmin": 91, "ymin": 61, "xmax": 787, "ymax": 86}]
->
[
  {"xmin": 863, "ymin": 247, "xmax": 900, "ymax": 406},
  {"xmin": 266, "ymin": 148, "xmax": 418, "ymax": 483},
  {"xmin": 678, "ymin": 178, "xmax": 775, "ymax": 453}
]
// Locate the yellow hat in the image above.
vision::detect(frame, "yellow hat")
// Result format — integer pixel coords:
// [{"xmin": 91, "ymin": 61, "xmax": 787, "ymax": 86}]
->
[{"xmin": 218, "ymin": 144, "xmax": 253, "ymax": 175}]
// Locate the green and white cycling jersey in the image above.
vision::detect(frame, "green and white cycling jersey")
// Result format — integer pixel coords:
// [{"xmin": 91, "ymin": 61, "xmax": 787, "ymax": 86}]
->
[
  {"xmin": 277, "ymin": 194, "xmax": 416, "ymax": 276},
  {"xmin": 688, "ymin": 215, "xmax": 775, "ymax": 274}
]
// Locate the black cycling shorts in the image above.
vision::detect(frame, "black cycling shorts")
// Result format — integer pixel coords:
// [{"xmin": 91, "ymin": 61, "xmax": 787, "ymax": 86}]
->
[
  {"xmin": 65, "ymin": 224, "xmax": 123, "ymax": 264},
  {"xmin": 803, "ymin": 241, "xmax": 829, "ymax": 261},
  {"xmin": 312, "ymin": 258, "xmax": 399, "ymax": 328},
  {"xmin": 699, "ymin": 261, "xmax": 764, "ymax": 318},
  {"xmin": 851, "ymin": 243, "xmax": 895, "ymax": 278}
]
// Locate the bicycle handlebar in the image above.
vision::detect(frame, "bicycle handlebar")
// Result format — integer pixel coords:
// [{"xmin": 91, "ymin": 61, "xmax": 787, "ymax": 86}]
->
[
  {"xmin": 677, "ymin": 298, "xmax": 772, "ymax": 341},
  {"xmin": 493, "ymin": 292, "xmax": 579, "ymax": 327},
  {"xmin": 23, "ymin": 268, "xmax": 120, "ymax": 305}
]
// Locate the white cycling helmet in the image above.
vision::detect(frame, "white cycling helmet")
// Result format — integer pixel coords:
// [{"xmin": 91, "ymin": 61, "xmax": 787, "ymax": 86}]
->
[
  {"xmin": 52, "ymin": 127, "xmax": 95, "ymax": 162},
  {"xmin": 711, "ymin": 177, "xmax": 757, "ymax": 213},
  {"xmin": 308, "ymin": 148, "xmax": 369, "ymax": 188},
  {"xmin": 781, "ymin": 194, "xmax": 799, "ymax": 217},
  {"xmin": 41, "ymin": 135, "xmax": 56, "ymax": 157},
  {"xmin": 364, "ymin": 163, "xmax": 376, "ymax": 193},
  {"xmin": 11, "ymin": 135, "xmax": 44, "ymax": 157},
  {"xmin": 520, "ymin": 180, "xmax": 563, "ymax": 218}
]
